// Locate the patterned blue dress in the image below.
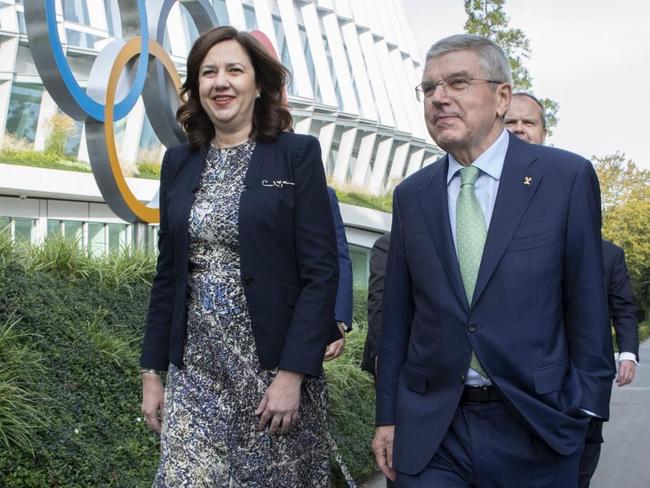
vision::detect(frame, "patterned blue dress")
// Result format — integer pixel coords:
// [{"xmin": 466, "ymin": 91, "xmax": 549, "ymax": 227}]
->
[{"xmin": 153, "ymin": 141, "xmax": 331, "ymax": 487}]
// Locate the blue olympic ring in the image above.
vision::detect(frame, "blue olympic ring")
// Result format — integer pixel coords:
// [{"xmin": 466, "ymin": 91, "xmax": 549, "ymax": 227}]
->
[{"xmin": 43, "ymin": 0, "xmax": 149, "ymax": 122}]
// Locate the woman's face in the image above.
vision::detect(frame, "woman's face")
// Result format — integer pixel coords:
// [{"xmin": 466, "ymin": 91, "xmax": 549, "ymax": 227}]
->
[{"xmin": 198, "ymin": 39, "xmax": 258, "ymax": 138}]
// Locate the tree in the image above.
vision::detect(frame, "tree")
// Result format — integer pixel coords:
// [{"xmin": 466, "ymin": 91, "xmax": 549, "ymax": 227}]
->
[
  {"xmin": 463, "ymin": 0, "xmax": 559, "ymax": 136},
  {"xmin": 594, "ymin": 153, "xmax": 650, "ymax": 318}
]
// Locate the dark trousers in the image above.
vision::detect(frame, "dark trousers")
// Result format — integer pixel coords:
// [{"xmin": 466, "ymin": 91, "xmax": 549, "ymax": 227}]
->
[
  {"xmin": 396, "ymin": 401, "xmax": 583, "ymax": 488},
  {"xmin": 578, "ymin": 420, "xmax": 603, "ymax": 488}
]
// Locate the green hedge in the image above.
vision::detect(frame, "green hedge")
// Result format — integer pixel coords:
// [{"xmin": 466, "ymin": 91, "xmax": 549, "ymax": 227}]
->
[{"xmin": 0, "ymin": 236, "xmax": 377, "ymax": 486}]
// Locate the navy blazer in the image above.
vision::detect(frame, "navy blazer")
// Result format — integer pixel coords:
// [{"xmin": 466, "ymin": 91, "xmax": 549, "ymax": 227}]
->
[
  {"xmin": 602, "ymin": 239, "xmax": 639, "ymax": 360},
  {"xmin": 140, "ymin": 132, "xmax": 339, "ymax": 378},
  {"xmin": 328, "ymin": 187, "xmax": 353, "ymax": 328},
  {"xmin": 376, "ymin": 133, "xmax": 616, "ymax": 475}
]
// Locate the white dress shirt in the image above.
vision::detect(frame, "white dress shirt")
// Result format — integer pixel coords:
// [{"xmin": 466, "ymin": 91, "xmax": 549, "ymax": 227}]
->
[{"xmin": 446, "ymin": 129, "xmax": 509, "ymax": 386}]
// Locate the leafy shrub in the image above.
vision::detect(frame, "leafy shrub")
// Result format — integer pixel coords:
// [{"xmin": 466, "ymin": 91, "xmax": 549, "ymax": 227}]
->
[
  {"xmin": 0, "ymin": 238, "xmax": 378, "ymax": 486},
  {"xmin": 325, "ymin": 329, "xmax": 376, "ymax": 484},
  {"xmin": 353, "ymin": 285, "xmax": 369, "ymax": 327},
  {"xmin": 136, "ymin": 161, "xmax": 162, "ymax": 180},
  {"xmin": 335, "ymin": 188, "xmax": 392, "ymax": 213},
  {"xmin": 0, "ymin": 312, "xmax": 50, "ymax": 454},
  {"xmin": 45, "ymin": 113, "xmax": 75, "ymax": 158}
]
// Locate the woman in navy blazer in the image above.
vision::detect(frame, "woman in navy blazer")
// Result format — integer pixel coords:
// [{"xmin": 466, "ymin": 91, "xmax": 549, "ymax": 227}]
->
[{"xmin": 140, "ymin": 26, "xmax": 339, "ymax": 486}]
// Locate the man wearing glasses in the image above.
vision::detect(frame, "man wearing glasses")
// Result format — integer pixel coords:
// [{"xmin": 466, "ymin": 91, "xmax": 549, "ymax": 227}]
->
[{"xmin": 372, "ymin": 34, "xmax": 614, "ymax": 487}]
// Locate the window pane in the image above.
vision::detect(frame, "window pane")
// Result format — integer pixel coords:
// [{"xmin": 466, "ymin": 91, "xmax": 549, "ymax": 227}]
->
[
  {"xmin": 272, "ymin": 14, "xmax": 294, "ymax": 94},
  {"xmin": 349, "ymin": 245, "xmax": 370, "ymax": 288},
  {"xmin": 62, "ymin": 0, "xmax": 90, "ymax": 24},
  {"xmin": 63, "ymin": 221, "xmax": 83, "ymax": 245},
  {"xmin": 137, "ymin": 113, "xmax": 162, "ymax": 163},
  {"xmin": 243, "ymin": 5, "xmax": 258, "ymax": 30},
  {"xmin": 14, "ymin": 218, "xmax": 34, "ymax": 244},
  {"xmin": 88, "ymin": 223, "xmax": 106, "ymax": 256},
  {"xmin": 212, "ymin": 0, "xmax": 230, "ymax": 25},
  {"xmin": 108, "ymin": 224, "xmax": 127, "ymax": 252},
  {"xmin": 0, "ymin": 217, "xmax": 11, "ymax": 236},
  {"xmin": 5, "ymin": 83, "xmax": 44, "ymax": 144},
  {"xmin": 47, "ymin": 219, "xmax": 63, "ymax": 236}
]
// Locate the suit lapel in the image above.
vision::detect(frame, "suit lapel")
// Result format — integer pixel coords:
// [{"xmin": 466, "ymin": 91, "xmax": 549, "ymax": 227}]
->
[
  {"xmin": 418, "ymin": 157, "xmax": 469, "ymax": 311},
  {"xmin": 471, "ymin": 135, "xmax": 543, "ymax": 307}
]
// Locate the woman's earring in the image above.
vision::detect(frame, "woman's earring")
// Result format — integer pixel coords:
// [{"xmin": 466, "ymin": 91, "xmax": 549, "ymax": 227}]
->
[{"xmin": 256, "ymin": 92, "xmax": 261, "ymax": 99}]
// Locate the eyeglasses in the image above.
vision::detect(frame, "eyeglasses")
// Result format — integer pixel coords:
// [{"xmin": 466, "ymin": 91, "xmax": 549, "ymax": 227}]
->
[{"xmin": 415, "ymin": 77, "xmax": 505, "ymax": 102}]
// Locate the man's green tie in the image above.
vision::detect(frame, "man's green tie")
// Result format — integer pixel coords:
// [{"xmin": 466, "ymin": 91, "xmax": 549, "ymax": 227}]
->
[{"xmin": 456, "ymin": 165, "xmax": 488, "ymax": 377}]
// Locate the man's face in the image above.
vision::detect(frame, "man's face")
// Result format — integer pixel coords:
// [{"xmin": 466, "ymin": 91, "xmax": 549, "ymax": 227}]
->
[
  {"xmin": 505, "ymin": 96, "xmax": 546, "ymax": 144},
  {"xmin": 422, "ymin": 50, "xmax": 511, "ymax": 161}
]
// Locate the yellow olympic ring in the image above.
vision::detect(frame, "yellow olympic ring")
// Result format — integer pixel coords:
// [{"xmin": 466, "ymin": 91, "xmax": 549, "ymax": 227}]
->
[{"xmin": 104, "ymin": 38, "xmax": 182, "ymax": 223}]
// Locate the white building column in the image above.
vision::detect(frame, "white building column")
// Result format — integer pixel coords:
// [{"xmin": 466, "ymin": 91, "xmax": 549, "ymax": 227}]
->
[
  {"xmin": 294, "ymin": 116, "xmax": 312, "ymax": 134},
  {"xmin": 375, "ymin": 40, "xmax": 410, "ymax": 132},
  {"xmin": 33, "ymin": 91, "xmax": 58, "ymax": 151},
  {"xmin": 350, "ymin": 132, "xmax": 376, "ymax": 186},
  {"xmin": 225, "ymin": 0, "xmax": 247, "ymax": 30},
  {"xmin": 388, "ymin": 141, "xmax": 410, "ymax": 182},
  {"xmin": 368, "ymin": 137, "xmax": 393, "ymax": 195},
  {"xmin": 119, "ymin": 98, "xmax": 145, "ymax": 165},
  {"xmin": 405, "ymin": 147, "xmax": 425, "ymax": 176},
  {"xmin": 317, "ymin": 122, "xmax": 336, "ymax": 169},
  {"xmin": 277, "ymin": 0, "xmax": 314, "ymax": 99},
  {"xmin": 252, "ymin": 0, "xmax": 279, "ymax": 51},
  {"xmin": 321, "ymin": 12, "xmax": 358, "ymax": 114},
  {"xmin": 339, "ymin": 22, "xmax": 376, "ymax": 121},
  {"xmin": 168, "ymin": 3, "xmax": 190, "ymax": 57},
  {"xmin": 0, "ymin": 80, "xmax": 14, "ymax": 149},
  {"xmin": 300, "ymin": 3, "xmax": 337, "ymax": 107},
  {"xmin": 358, "ymin": 31, "xmax": 394, "ymax": 126},
  {"xmin": 332, "ymin": 126, "xmax": 357, "ymax": 184}
]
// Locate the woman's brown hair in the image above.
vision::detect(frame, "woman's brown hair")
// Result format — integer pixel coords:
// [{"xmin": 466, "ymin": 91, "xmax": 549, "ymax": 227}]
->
[{"xmin": 177, "ymin": 26, "xmax": 293, "ymax": 150}]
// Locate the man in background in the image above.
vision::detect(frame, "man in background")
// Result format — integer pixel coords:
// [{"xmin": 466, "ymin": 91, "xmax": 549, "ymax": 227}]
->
[
  {"xmin": 324, "ymin": 187, "xmax": 353, "ymax": 360},
  {"xmin": 505, "ymin": 92, "xmax": 640, "ymax": 487},
  {"xmin": 504, "ymin": 92, "xmax": 547, "ymax": 144},
  {"xmin": 361, "ymin": 232, "xmax": 391, "ymax": 377}
]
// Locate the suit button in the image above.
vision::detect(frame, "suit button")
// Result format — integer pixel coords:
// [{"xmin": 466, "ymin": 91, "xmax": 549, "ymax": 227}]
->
[
  {"xmin": 467, "ymin": 323, "xmax": 477, "ymax": 333},
  {"xmin": 459, "ymin": 374, "xmax": 466, "ymax": 383},
  {"xmin": 244, "ymin": 275, "xmax": 255, "ymax": 286}
]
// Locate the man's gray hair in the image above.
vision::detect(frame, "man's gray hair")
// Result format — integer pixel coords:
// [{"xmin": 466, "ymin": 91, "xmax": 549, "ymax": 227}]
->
[{"xmin": 426, "ymin": 34, "xmax": 513, "ymax": 85}]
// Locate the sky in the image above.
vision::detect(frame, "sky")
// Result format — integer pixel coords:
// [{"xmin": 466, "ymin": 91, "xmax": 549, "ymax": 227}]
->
[{"xmin": 401, "ymin": 0, "xmax": 650, "ymax": 169}]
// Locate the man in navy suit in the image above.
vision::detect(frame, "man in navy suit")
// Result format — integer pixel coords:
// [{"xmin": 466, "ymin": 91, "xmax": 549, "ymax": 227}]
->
[
  {"xmin": 324, "ymin": 187, "xmax": 353, "ymax": 360},
  {"xmin": 504, "ymin": 94, "xmax": 640, "ymax": 487},
  {"xmin": 372, "ymin": 34, "xmax": 615, "ymax": 487}
]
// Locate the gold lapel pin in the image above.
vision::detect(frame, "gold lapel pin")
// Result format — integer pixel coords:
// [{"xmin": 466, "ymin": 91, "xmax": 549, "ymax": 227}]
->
[{"xmin": 524, "ymin": 176, "xmax": 532, "ymax": 185}]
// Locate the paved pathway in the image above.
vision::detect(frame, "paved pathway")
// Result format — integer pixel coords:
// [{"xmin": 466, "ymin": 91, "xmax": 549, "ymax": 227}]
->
[
  {"xmin": 362, "ymin": 340, "xmax": 650, "ymax": 488},
  {"xmin": 591, "ymin": 339, "xmax": 650, "ymax": 488}
]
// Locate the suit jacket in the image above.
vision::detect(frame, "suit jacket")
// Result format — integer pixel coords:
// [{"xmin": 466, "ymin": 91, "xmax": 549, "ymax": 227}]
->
[
  {"xmin": 361, "ymin": 232, "xmax": 391, "ymax": 375},
  {"xmin": 376, "ymin": 133, "xmax": 615, "ymax": 475},
  {"xmin": 328, "ymin": 187, "xmax": 353, "ymax": 329},
  {"xmin": 140, "ymin": 132, "xmax": 340, "ymax": 378},
  {"xmin": 602, "ymin": 239, "xmax": 639, "ymax": 360}
]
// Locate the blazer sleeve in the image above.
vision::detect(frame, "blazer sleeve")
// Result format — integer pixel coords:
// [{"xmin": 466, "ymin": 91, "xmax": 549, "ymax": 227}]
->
[
  {"xmin": 140, "ymin": 148, "xmax": 175, "ymax": 371},
  {"xmin": 278, "ymin": 137, "xmax": 339, "ymax": 376},
  {"xmin": 608, "ymin": 246, "xmax": 639, "ymax": 360},
  {"xmin": 361, "ymin": 233, "xmax": 390, "ymax": 376},
  {"xmin": 562, "ymin": 160, "xmax": 615, "ymax": 419},
  {"xmin": 328, "ymin": 187, "xmax": 353, "ymax": 329},
  {"xmin": 376, "ymin": 192, "xmax": 412, "ymax": 426}
]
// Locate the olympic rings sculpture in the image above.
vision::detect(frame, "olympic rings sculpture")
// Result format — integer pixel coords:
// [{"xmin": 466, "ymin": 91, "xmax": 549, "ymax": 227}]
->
[{"xmin": 24, "ymin": 0, "xmax": 277, "ymax": 224}]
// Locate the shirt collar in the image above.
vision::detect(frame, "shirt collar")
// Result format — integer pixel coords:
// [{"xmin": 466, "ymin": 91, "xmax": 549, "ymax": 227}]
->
[{"xmin": 446, "ymin": 129, "xmax": 510, "ymax": 185}]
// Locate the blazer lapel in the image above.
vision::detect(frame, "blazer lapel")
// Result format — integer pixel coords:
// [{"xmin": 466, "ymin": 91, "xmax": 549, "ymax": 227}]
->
[
  {"xmin": 471, "ymin": 135, "xmax": 543, "ymax": 307},
  {"xmin": 418, "ymin": 157, "xmax": 469, "ymax": 311}
]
